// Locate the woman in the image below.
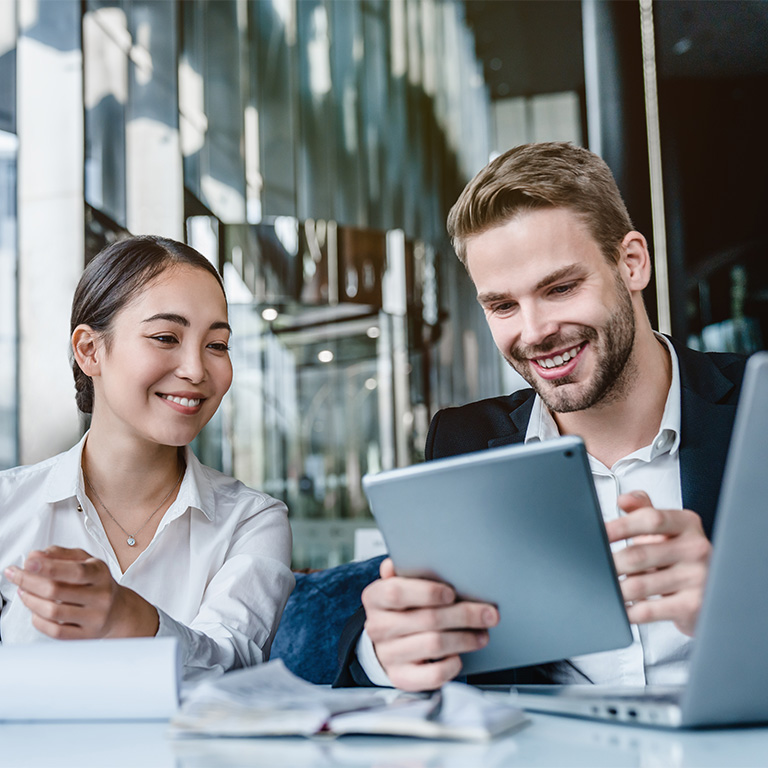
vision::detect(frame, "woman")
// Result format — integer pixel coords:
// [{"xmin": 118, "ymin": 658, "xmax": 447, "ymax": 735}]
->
[{"xmin": 0, "ymin": 236, "xmax": 293, "ymax": 683}]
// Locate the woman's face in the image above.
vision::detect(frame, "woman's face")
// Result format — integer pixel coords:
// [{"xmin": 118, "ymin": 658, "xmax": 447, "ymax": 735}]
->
[{"xmin": 90, "ymin": 264, "xmax": 233, "ymax": 448}]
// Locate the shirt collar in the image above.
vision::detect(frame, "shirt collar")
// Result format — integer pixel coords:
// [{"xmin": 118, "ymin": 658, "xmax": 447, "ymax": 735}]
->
[
  {"xmin": 175, "ymin": 447, "xmax": 216, "ymax": 522},
  {"xmin": 45, "ymin": 433, "xmax": 216, "ymax": 522},
  {"xmin": 524, "ymin": 332, "xmax": 682, "ymax": 459},
  {"xmin": 45, "ymin": 432, "xmax": 88, "ymax": 504}
]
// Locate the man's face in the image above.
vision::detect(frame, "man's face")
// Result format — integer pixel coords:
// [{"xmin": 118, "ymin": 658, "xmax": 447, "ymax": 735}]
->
[{"xmin": 466, "ymin": 207, "xmax": 638, "ymax": 413}]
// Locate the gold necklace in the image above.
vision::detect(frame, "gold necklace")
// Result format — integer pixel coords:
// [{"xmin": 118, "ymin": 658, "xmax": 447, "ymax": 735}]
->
[{"xmin": 83, "ymin": 464, "xmax": 184, "ymax": 547}]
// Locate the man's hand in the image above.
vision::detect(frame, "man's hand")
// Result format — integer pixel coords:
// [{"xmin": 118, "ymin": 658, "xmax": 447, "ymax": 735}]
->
[
  {"xmin": 362, "ymin": 557, "xmax": 499, "ymax": 691},
  {"xmin": 4, "ymin": 546, "xmax": 159, "ymax": 639},
  {"xmin": 606, "ymin": 491, "xmax": 711, "ymax": 636}
]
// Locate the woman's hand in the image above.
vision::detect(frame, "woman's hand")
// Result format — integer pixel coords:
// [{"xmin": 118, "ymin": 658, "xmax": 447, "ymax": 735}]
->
[{"xmin": 4, "ymin": 546, "xmax": 159, "ymax": 639}]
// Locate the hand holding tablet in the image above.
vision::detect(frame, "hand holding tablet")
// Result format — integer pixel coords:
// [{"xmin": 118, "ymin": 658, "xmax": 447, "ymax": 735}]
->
[{"xmin": 362, "ymin": 437, "xmax": 632, "ymax": 690}]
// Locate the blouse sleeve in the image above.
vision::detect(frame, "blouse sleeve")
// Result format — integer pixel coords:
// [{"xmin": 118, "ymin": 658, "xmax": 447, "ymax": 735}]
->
[{"xmin": 155, "ymin": 496, "xmax": 294, "ymax": 687}]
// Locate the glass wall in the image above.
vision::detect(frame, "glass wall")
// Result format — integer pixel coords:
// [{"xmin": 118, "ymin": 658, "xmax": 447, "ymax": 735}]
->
[
  {"xmin": 0, "ymin": 1, "xmax": 17, "ymax": 469},
  {"xmin": 83, "ymin": 0, "xmax": 128, "ymax": 228},
  {"xmin": 5, "ymin": 0, "xmax": 494, "ymax": 567},
  {"xmin": 0, "ymin": 133, "xmax": 17, "ymax": 470}
]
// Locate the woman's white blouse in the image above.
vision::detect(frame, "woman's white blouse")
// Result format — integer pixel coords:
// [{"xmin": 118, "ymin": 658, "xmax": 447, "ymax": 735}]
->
[{"xmin": 0, "ymin": 435, "xmax": 294, "ymax": 684}]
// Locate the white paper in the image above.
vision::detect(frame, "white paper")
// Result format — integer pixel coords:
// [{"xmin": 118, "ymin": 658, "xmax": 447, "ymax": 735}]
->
[
  {"xmin": 330, "ymin": 683, "xmax": 528, "ymax": 741},
  {"xmin": 0, "ymin": 637, "xmax": 179, "ymax": 721},
  {"xmin": 172, "ymin": 659, "xmax": 527, "ymax": 741},
  {"xmin": 174, "ymin": 659, "xmax": 390, "ymax": 736}
]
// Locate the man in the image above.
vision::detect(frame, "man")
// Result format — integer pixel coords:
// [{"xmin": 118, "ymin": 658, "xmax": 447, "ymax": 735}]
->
[{"xmin": 336, "ymin": 142, "xmax": 746, "ymax": 692}]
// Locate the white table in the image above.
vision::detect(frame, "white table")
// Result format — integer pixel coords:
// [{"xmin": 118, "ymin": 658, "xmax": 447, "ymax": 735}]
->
[{"xmin": 3, "ymin": 713, "xmax": 768, "ymax": 768}]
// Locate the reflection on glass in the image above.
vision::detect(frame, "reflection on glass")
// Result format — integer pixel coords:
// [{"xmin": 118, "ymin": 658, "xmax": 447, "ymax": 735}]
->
[
  {"xmin": 228, "ymin": 303, "xmax": 385, "ymax": 568},
  {"xmin": 0, "ymin": 0, "xmax": 16, "ymax": 135},
  {"xmin": 0, "ymin": 131, "xmax": 17, "ymax": 468},
  {"xmin": 83, "ymin": 1, "xmax": 128, "ymax": 226},
  {"xmin": 252, "ymin": 0, "xmax": 297, "ymax": 218}
]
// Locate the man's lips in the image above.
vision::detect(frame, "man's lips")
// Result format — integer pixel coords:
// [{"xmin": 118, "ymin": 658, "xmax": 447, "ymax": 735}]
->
[{"xmin": 529, "ymin": 342, "xmax": 586, "ymax": 380}]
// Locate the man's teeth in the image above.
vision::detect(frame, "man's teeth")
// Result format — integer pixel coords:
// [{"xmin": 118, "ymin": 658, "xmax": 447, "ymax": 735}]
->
[
  {"xmin": 537, "ymin": 344, "xmax": 582, "ymax": 369},
  {"xmin": 161, "ymin": 394, "xmax": 201, "ymax": 407}
]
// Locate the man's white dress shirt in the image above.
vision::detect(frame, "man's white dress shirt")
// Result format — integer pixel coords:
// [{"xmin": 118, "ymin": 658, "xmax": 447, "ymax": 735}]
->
[
  {"xmin": 0, "ymin": 434, "xmax": 294, "ymax": 684},
  {"xmin": 358, "ymin": 335, "xmax": 693, "ymax": 687}
]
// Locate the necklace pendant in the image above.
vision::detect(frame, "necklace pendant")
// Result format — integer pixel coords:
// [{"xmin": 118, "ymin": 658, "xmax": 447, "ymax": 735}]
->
[{"xmin": 127, "ymin": 536, "xmax": 136, "ymax": 547}]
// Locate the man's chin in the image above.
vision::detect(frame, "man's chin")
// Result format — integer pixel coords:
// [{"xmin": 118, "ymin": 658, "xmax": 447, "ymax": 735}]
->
[{"xmin": 527, "ymin": 378, "xmax": 594, "ymax": 414}]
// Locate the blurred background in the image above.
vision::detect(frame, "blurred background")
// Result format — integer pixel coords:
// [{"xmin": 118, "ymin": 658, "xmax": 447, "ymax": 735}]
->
[{"xmin": 1, "ymin": 0, "xmax": 766, "ymax": 569}]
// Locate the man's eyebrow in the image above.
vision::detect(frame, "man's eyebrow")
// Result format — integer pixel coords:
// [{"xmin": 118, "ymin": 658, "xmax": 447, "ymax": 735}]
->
[
  {"xmin": 535, "ymin": 264, "xmax": 586, "ymax": 291},
  {"xmin": 476, "ymin": 291, "xmax": 513, "ymax": 306},
  {"xmin": 476, "ymin": 264, "xmax": 588, "ymax": 306},
  {"xmin": 142, "ymin": 313, "xmax": 232, "ymax": 333}
]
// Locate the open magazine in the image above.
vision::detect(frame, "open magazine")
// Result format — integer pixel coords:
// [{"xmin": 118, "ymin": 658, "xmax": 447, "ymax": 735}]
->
[{"xmin": 171, "ymin": 659, "xmax": 526, "ymax": 741}]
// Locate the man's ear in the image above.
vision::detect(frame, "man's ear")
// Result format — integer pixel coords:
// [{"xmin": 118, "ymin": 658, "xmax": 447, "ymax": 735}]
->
[
  {"xmin": 71, "ymin": 325, "xmax": 102, "ymax": 377},
  {"xmin": 619, "ymin": 231, "xmax": 652, "ymax": 292}
]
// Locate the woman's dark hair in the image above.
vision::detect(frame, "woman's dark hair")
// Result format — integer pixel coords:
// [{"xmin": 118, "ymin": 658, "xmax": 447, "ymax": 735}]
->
[{"xmin": 70, "ymin": 235, "xmax": 226, "ymax": 414}]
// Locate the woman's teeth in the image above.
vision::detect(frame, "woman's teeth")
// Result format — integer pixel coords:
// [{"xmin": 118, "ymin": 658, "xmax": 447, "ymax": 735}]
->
[
  {"xmin": 160, "ymin": 394, "xmax": 201, "ymax": 407},
  {"xmin": 536, "ymin": 344, "xmax": 583, "ymax": 370}
]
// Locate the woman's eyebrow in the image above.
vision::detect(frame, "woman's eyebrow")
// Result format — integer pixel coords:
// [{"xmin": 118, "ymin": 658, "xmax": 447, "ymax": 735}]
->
[
  {"xmin": 142, "ymin": 313, "xmax": 232, "ymax": 333},
  {"xmin": 143, "ymin": 312, "xmax": 189, "ymax": 326}
]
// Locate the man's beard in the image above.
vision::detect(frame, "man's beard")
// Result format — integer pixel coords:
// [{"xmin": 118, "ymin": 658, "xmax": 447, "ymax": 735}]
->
[{"xmin": 503, "ymin": 277, "xmax": 637, "ymax": 413}]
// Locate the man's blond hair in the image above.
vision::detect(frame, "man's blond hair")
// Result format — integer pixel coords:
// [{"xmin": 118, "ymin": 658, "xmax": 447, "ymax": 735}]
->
[{"xmin": 447, "ymin": 142, "xmax": 634, "ymax": 266}]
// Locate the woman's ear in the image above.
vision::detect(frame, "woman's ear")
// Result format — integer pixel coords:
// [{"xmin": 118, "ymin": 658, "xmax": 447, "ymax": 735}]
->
[{"xmin": 72, "ymin": 325, "xmax": 102, "ymax": 377}]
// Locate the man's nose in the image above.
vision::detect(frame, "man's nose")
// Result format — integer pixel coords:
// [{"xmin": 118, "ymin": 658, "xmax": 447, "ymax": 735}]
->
[{"xmin": 518, "ymin": 303, "xmax": 559, "ymax": 348}]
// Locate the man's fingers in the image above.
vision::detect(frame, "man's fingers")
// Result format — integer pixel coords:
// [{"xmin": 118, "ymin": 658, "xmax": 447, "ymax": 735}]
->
[
  {"xmin": 613, "ymin": 534, "xmax": 711, "ymax": 576},
  {"xmin": 616, "ymin": 491, "xmax": 652, "ymax": 515},
  {"xmin": 606, "ymin": 506, "xmax": 702, "ymax": 543},
  {"xmin": 379, "ymin": 558, "xmax": 396, "ymax": 579},
  {"xmin": 624, "ymin": 590, "xmax": 702, "ymax": 636},
  {"xmin": 387, "ymin": 655, "xmax": 464, "ymax": 693},
  {"xmin": 619, "ymin": 561, "xmax": 707, "ymax": 603},
  {"xmin": 362, "ymin": 575, "xmax": 455, "ymax": 612},
  {"xmin": 365, "ymin": 600, "xmax": 498, "ymax": 643},
  {"xmin": 377, "ymin": 628, "xmax": 489, "ymax": 668}
]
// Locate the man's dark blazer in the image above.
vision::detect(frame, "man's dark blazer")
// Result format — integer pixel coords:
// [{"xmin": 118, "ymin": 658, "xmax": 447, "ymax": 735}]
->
[{"xmin": 334, "ymin": 338, "xmax": 747, "ymax": 687}]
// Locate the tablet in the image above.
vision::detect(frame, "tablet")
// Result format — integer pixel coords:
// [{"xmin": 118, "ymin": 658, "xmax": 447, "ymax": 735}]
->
[{"xmin": 362, "ymin": 436, "xmax": 632, "ymax": 675}]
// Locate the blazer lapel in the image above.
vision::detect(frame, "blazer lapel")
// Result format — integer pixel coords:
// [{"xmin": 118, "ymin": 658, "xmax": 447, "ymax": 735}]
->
[
  {"xmin": 487, "ymin": 392, "xmax": 534, "ymax": 449},
  {"xmin": 673, "ymin": 340, "xmax": 740, "ymax": 538}
]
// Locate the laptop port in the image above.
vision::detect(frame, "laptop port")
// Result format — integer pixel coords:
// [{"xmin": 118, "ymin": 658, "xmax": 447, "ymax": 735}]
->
[
  {"xmin": 627, "ymin": 709, "xmax": 638, "ymax": 718},
  {"xmin": 607, "ymin": 707, "xmax": 618, "ymax": 716}
]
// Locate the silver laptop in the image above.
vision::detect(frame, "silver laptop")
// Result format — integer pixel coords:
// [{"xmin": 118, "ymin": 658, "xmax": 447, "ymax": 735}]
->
[{"xmin": 512, "ymin": 351, "xmax": 768, "ymax": 728}]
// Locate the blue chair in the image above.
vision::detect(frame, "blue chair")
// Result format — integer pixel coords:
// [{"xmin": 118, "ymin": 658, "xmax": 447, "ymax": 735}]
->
[{"xmin": 271, "ymin": 555, "xmax": 385, "ymax": 684}]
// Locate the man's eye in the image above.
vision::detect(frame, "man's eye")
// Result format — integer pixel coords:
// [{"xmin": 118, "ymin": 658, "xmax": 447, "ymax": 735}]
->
[
  {"xmin": 551, "ymin": 283, "xmax": 576, "ymax": 295},
  {"xmin": 492, "ymin": 302, "xmax": 516, "ymax": 314}
]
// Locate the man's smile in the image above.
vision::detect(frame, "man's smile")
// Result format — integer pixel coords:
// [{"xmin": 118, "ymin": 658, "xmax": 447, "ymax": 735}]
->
[{"xmin": 532, "ymin": 342, "xmax": 586, "ymax": 371}]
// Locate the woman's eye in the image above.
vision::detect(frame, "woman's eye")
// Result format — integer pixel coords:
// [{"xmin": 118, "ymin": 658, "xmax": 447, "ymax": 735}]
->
[
  {"xmin": 152, "ymin": 335, "xmax": 178, "ymax": 344},
  {"xmin": 208, "ymin": 342, "xmax": 231, "ymax": 353}
]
